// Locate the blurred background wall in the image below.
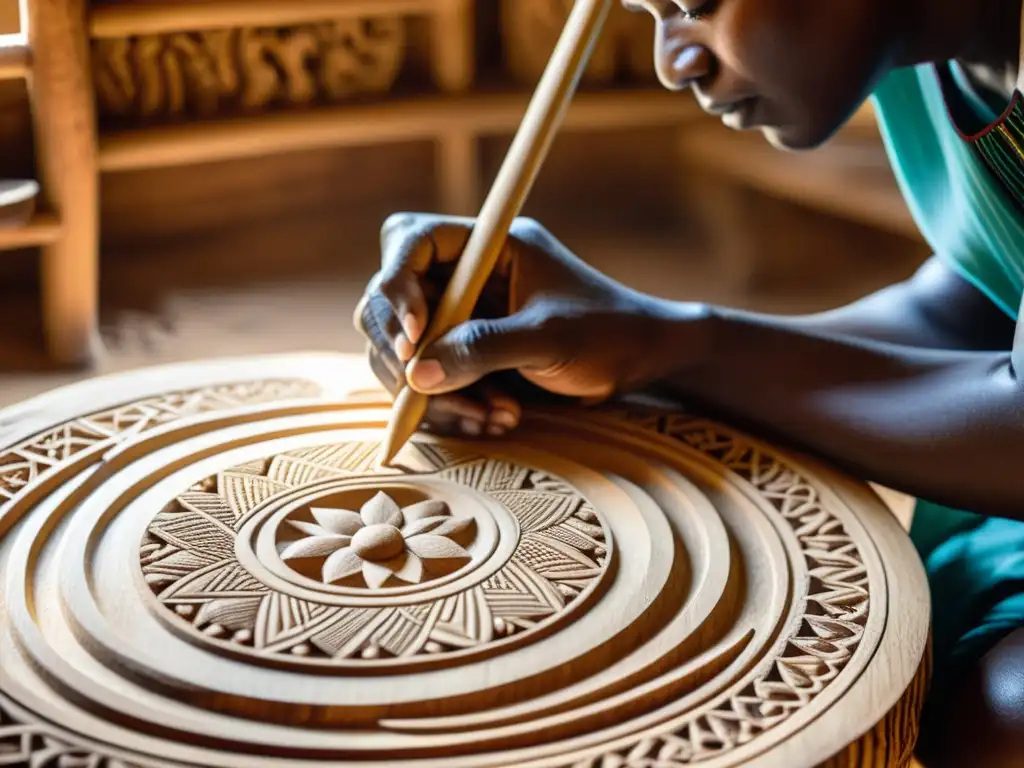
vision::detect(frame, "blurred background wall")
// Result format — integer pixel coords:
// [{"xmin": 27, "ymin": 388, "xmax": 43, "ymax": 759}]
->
[{"xmin": 0, "ymin": 0, "xmax": 929, "ymax": 403}]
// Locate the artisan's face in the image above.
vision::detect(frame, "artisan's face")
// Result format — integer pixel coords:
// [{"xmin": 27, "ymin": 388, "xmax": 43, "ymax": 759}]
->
[{"xmin": 624, "ymin": 0, "xmax": 892, "ymax": 149}]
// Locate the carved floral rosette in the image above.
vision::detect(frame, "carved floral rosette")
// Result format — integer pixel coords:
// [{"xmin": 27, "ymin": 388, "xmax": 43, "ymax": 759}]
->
[
  {"xmin": 93, "ymin": 16, "xmax": 409, "ymax": 123},
  {"xmin": 0, "ymin": 355, "xmax": 930, "ymax": 767}
]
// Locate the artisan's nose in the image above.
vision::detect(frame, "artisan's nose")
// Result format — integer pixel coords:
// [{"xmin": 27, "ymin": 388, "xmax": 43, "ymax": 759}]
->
[{"xmin": 666, "ymin": 44, "xmax": 711, "ymax": 89}]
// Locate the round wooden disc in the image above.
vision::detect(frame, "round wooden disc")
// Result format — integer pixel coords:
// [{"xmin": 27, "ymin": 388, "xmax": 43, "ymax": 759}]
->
[{"xmin": 0, "ymin": 354, "xmax": 930, "ymax": 767}]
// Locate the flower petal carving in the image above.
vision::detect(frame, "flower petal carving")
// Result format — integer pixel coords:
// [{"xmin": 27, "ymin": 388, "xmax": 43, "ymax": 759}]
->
[
  {"xmin": 393, "ymin": 552, "xmax": 424, "ymax": 583},
  {"xmin": 280, "ymin": 534, "xmax": 350, "ymax": 560},
  {"xmin": 362, "ymin": 560, "xmax": 393, "ymax": 589},
  {"xmin": 406, "ymin": 534, "xmax": 471, "ymax": 560},
  {"xmin": 402, "ymin": 499, "xmax": 450, "ymax": 522},
  {"xmin": 402, "ymin": 515, "xmax": 454, "ymax": 537},
  {"xmin": 281, "ymin": 493, "xmax": 475, "ymax": 589},
  {"xmin": 289, "ymin": 520, "xmax": 332, "ymax": 538},
  {"xmin": 361, "ymin": 491, "xmax": 403, "ymax": 527},
  {"xmin": 323, "ymin": 548, "xmax": 364, "ymax": 583},
  {"xmin": 310, "ymin": 507, "xmax": 364, "ymax": 536},
  {"xmin": 426, "ymin": 516, "xmax": 475, "ymax": 538}
]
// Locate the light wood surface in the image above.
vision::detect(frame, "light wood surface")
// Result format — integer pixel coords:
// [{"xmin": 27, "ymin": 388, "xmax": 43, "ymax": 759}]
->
[
  {"xmin": 380, "ymin": 0, "xmax": 617, "ymax": 464},
  {"xmin": 0, "ymin": 353, "xmax": 931, "ymax": 766}
]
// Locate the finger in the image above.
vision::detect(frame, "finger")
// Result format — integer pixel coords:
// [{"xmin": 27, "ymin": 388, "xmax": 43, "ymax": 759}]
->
[
  {"xmin": 427, "ymin": 394, "xmax": 489, "ymax": 437},
  {"xmin": 360, "ymin": 290, "xmax": 410, "ymax": 380},
  {"xmin": 407, "ymin": 310, "xmax": 563, "ymax": 395},
  {"xmin": 479, "ymin": 384, "xmax": 521, "ymax": 437},
  {"xmin": 367, "ymin": 346, "xmax": 399, "ymax": 395},
  {"xmin": 371, "ymin": 349, "xmax": 480, "ymax": 437},
  {"xmin": 366, "ymin": 289, "xmax": 416, "ymax": 364},
  {"xmin": 378, "ymin": 220, "xmax": 472, "ymax": 347},
  {"xmin": 353, "ymin": 293, "xmax": 371, "ymax": 341}
]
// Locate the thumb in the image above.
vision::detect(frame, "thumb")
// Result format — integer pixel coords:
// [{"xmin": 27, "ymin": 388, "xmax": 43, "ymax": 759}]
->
[{"xmin": 406, "ymin": 313, "xmax": 563, "ymax": 394}]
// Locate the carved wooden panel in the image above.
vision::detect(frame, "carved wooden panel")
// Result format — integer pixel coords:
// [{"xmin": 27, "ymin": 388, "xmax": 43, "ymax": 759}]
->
[
  {"xmin": 93, "ymin": 17, "xmax": 408, "ymax": 122},
  {"xmin": 0, "ymin": 355, "xmax": 930, "ymax": 767},
  {"xmin": 501, "ymin": 0, "xmax": 657, "ymax": 86}
]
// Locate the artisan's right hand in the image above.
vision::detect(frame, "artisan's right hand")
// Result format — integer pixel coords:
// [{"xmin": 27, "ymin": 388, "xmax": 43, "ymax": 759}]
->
[{"xmin": 355, "ymin": 214, "xmax": 709, "ymax": 437}]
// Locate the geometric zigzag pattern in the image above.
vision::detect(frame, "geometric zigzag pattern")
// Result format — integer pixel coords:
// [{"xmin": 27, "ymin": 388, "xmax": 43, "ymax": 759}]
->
[
  {"xmin": 1, "ymin": 395, "xmax": 883, "ymax": 767},
  {"xmin": 0, "ymin": 379, "xmax": 320, "ymax": 505},
  {"xmin": 141, "ymin": 444, "xmax": 609, "ymax": 663},
  {"xmin": 1, "ymin": 381, "xmax": 320, "ymax": 768},
  {"xmin": 0, "ymin": 691, "xmax": 139, "ymax": 768},
  {"xmin": 569, "ymin": 413, "xmax": 871, "ymax": 767}
]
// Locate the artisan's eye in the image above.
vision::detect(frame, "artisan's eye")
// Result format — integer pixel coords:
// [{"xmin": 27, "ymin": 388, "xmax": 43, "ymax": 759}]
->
[{"xmin": 674, "ymin": 0, "xmax": 717, "ymax": 21}]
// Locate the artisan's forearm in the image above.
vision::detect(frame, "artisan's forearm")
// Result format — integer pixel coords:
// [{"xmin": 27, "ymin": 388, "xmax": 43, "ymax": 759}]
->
[
  {"xmin": 663, "ymin": 308, "xmax": 1024, "ymax": 520},
  {"xmin": 771, "ymin": 257, "xmax": 1016, "ymax": 351}
]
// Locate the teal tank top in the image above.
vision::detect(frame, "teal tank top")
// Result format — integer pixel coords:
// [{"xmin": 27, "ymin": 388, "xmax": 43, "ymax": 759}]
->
[{"xmin": 871, "ymin": 64, "xmax": 1024, "ymax": 678}]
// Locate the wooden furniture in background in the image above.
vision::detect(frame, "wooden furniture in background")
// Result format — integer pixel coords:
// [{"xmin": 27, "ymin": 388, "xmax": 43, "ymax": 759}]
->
[
  {"xmin": 678, "ymin": 106, "xmax": 923, "ymax": 291},
  {"xmin": 88, "ymin": 0, "xmax": 697, "ymax": 209},
  {"xmin": 0, "ymin": 353, "xmax": 931, "ymax": 767},
  {"xmin": 0, "ymin": 2, "xmax": 99, "ymax": 366},
  {"xmin": 680, "ymin": 109, "xmax": 917, "ymax": 243},
  {"xmin": 0, "ymin": 0, "xmax": 701, "ymax": 367},
  {"xmin": 0, "ymin": 0, "xmax": 17, "ymax": 34},
  {"xmin": 0, "ymin": 177, "xmax": 37, "ymax": 226}
]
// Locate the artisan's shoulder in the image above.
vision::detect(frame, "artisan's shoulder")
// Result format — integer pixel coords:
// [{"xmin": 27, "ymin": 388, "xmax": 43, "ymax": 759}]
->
[{"xmin": 870, "ymin": 64, "xmax": 1024, "ymax": 319}]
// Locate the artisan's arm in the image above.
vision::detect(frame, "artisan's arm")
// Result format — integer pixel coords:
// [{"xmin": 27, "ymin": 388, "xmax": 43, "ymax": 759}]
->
[
  {"xmin": 659, "ymin": 259, "xmax": 1022, "ymax": 519},
  {"xmin": 772, "ymin": 256, "xmax": 1016, "ymax": 350}
]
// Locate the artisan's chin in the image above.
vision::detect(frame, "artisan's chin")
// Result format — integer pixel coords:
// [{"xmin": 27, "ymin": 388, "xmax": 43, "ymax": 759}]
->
[{"xmin": 759, "ymin": 121, "xmax": 833, "ymax": 152}]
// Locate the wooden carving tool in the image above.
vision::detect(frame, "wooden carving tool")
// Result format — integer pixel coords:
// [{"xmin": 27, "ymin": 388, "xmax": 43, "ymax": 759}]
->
[{"xmin": 377, "ymin": 0, "xmax": 615, "ymax": 466}]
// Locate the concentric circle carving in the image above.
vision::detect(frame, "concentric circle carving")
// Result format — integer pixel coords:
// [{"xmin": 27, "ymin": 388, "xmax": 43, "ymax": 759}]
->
[
  {"xmin": 0, "ymin": 355, "xmax": 930, "ymax": 767},
  {"xmin": 139, "ymin": 444, "xmax": 612, "ymax": 669}
]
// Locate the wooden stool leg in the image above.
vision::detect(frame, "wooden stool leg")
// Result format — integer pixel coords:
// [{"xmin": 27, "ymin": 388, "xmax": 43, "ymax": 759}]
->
[{"xmin": 27, "ymin": 0, "xmax": 100, "ymax": 367}]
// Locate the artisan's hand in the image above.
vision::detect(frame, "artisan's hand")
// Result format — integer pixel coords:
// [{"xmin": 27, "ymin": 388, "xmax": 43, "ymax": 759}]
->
[{"xmin": 356, "ymin": 213, "xmax": 708, "ymax": 437}]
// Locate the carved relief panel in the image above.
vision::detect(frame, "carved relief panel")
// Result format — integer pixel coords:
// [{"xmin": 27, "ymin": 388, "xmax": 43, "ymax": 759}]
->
[
  {"xmin": 93, "ymin": 17, "xmax": 408, "ymax": 123},
  {"xmin": 501, "ymin": 0, "xmax": 657, "ymax": 86},
  {"xmin": 0, "ymin": 356, "xmax": 930, "ymax": 767}
]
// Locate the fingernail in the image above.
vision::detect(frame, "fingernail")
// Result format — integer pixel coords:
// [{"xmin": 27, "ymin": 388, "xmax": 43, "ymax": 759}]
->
[
  {"xmin": 487, "ymin": 424, "xmax": 506, "ymax": 437},
  {"xmin": 460, "ymin": 417, "xmax": 482, "ymax": 436},
  {"xmin": 408, "ymin": 359, "xmax": 446, "ymax": 391},
  {"xmin": 403, "ymin": 313, "xmax": 422, "ymax": 344},
  {"xmin": 673, "ymin": 46, "xmax": 701, "ymax": 73},
  {"xmin": 395, "ymin": 333, "xmax": 414, "ymax": 362},
  {"xmin": 490, "ymin": 409, "xmax": 517, "ymax": 429}
]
